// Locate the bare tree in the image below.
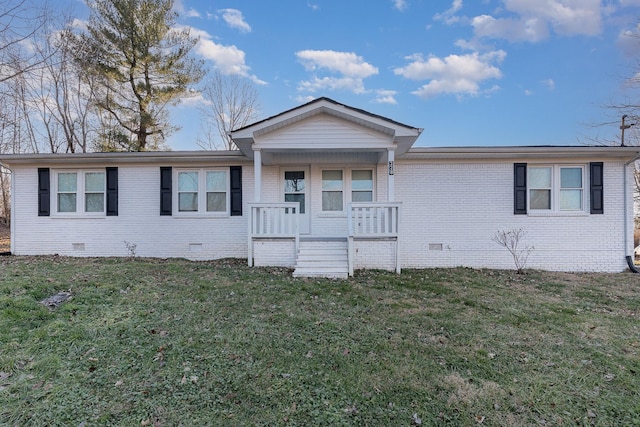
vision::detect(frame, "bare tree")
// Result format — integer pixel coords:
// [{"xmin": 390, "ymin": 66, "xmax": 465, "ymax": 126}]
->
[
  {"xmin": 492, "ymin": 228, "xmax": 534, "ymax": 274},
  {"xmin": 0, "ymin": 167, "xmax": 9, "ymax": 225},
  {"xmin": 197, "ymin": 71, "xmax": 260, "ymax": 150},
  {"xmin": 0, "ymin": 0, "xmax": 55, "ymax": 84}
]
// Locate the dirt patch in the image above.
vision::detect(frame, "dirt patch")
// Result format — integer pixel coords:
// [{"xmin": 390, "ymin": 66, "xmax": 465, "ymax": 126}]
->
[{"xmin": 0, "ymin": 223, "xmax": 9, "ymax": 253}]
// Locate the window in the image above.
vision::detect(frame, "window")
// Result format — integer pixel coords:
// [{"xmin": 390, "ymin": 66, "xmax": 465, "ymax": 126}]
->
[
  {"xmin": 529, "ymin": 167, "xmax": 551, "ymax": 209},
  {"xmin": 284, "ymin": 171, "xmax": 305, "ymax": 214},
  {"xmin": 176, "ymin": 169, "xmax": 229, "ymax": 215},
  {"xmin": 528, "ymin": 166, "xmax": 583, "ymax": 212},
  {"xmin": 559, "ymin": 167, "xmax": 583, "ymax": 210},
  {"xmin": 55, "ymin": 170, "xmax": 105, "ymax": 214},
  {"xmin": 178, "ymin": 171, "xmax": 198, "ymax": 212},
  {"xmin": 322, "ymin": 170, "xmax": 343, "ymax": 211},
  {"xmin": 206, "ymin": 171, "xmax": 227, "ymax": 212},
  {"xmin": 351, "ymin": 170, "xmax": 373, "ymax": 202}
]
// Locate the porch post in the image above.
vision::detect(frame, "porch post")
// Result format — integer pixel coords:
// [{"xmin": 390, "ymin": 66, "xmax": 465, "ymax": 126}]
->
[
  {"xmin": 387, "ymin": 148, "xmax": 395, "ymax": 202},
  {"xmin": 254, "ymin": 149, "xmax": 262, "ymax": 202}
]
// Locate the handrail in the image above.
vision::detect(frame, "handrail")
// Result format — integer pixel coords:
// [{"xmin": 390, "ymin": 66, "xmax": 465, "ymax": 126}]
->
[
  {"xmin": 248, "ymin": 202, "xmax": 300, "ymax": 266},
  {"xmin": 348, "ymin": 202, "xmax": 401, "ymax": 237},
  {"xmin": 348, "ymin": 202, "xmax": 402, "ymax": 274}
]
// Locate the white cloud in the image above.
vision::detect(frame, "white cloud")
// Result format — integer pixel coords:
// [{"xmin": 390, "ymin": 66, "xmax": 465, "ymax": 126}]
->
[
  {"xmin": 308, "ymin": 3, "xmax": 320, "ymax": 11},
  {"xmin": 372, "ymin": 90, "xmax": 398, "ymax": 105},
  {"xmin": 434, "ymin": 0, "xmax": 463, "ymax": 24},
  {"xmin": 472, "ymin": 14, "xmax": 549, "ymax": 42},
  {"xmin": 296, "ymin": 50, "xmax": 378, "ymax": 95},
  {"xmin": 296, "ymin": 95, "xmax": 316, "ymax": 104},
  {"xmin": 393, "ymin": 0, "xmax": 408, "ymax": 11},
  {"xmin": 394, "ymin": 50, "xmax": 506, "ymax": 98},
  {"xmin": 297, "ymin": 50, "xmax": 378, "ymax": 78},
  {"xmin": 189, "ymin": 27, "xmax": 266, "ymax": 85},
  {"xmin": 524, "ymin": 89, "xmax": 534, "ymax": 95},
  {"xmin": 540, "ymin": 78, "xmax": 555, "ymax": 89},
  {"xmin": 298, "ymin": 76, "xmax": 368, "ymax": 94},
  {"xmin": 218, "ymin": 9, "xmax": 251, "ymax": 33},
  {"xmin": 173, "ymin": 0, "xmax": 200, "ymax": 18},
  {"xmin": 618, "ymin": 24, "xmax": 640, "ymax": 56},
  {"xmin": 471, "ymin": 0, "xmax": 602, "ymax": 42}
]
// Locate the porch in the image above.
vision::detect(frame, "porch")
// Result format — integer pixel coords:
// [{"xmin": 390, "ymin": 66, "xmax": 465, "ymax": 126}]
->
[{"xmin": 247, "ymin": 202, "xmax": 401, "ymax": 278}]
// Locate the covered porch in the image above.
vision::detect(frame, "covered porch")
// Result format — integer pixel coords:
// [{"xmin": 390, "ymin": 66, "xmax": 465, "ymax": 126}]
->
[
  {"xmin": 247, "ymin": 202, "xmax": 401, "ymax": 278},
  {"xmin": 230, "ymin": 98, "xmax": 422, "ymax": 277}
]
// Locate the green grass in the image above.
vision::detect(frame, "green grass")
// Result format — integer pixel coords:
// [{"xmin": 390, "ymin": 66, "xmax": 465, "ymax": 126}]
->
[{"xmin": 1, "ymin": 257, "xmax": 640, "ymax": 426}]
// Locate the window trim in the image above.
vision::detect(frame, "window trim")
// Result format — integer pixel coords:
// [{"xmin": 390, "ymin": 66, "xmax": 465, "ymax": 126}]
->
[
  {"xmin": 351, "ymin": 168, "xmax": 374, "ymax": 203},
  {"xmin": 528, "ymin": 164, "xmax": 585, "ymax": 213},
  {"xmin": 173, "ymin": 168, "xmax": 231, "ymax": 217},
  {"xmin": 321, "ymin": 168, "xmax": 345, "ymax": 212},
  {"xmin": 52, "ymin": 169, "xmax": 106, "ymax": 217},
  {"xmin": 319, "ymin": 167, "xmax": 376, "ymax": 215}
]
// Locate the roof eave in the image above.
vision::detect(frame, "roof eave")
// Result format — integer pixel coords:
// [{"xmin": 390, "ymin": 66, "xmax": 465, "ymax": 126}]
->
[
  {"xmin": 0, "ymin": 151, "xmax": 251, "ymax": 168},
  {"xmin": 400, "ymin": 146, "xmax": 640, "ymax": 161}
]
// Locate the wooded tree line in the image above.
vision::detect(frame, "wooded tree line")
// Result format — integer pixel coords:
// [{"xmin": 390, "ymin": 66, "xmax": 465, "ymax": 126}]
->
[{"xmin": 0, "ymin": 0, "xmax": 260, "ymax": 223}]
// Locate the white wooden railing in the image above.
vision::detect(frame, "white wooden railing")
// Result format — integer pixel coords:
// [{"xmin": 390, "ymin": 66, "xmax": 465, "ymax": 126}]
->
[
  {"xmin": 248, "ymin": 203, "xmax": 299, "ymax": 266},
  {"xmin": 348, "ymin": 202, "xmax": 402, "ymax": 275}
]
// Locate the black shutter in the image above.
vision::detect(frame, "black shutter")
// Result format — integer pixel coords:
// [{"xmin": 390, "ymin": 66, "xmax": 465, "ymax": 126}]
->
[
  {"xmin": 230, "ymin": 166, "xmax": 242, "ymax": 216},
  {"xmin": 590, "ymin": 162, "xmax": 604, "ymax": 214},
  {"xmin": 160, "ymin": 167, "xmax": 172, "ymax": 216},
  {"xmin": 38, "ymin": 168, "xmax": 50, "ymax": 216},
  {"xmin": 106, "ymin": 167, "xmax": 118, "ymax": 216},
  {"xmin": 514, "ymin": 163, "xmax": 527, "ymax": 215}
]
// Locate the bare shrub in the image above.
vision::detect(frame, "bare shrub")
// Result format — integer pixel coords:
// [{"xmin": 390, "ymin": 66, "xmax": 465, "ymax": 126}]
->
[{"xmin": 492, "ymin": 228, "xmax": 534, "ymax": 274}]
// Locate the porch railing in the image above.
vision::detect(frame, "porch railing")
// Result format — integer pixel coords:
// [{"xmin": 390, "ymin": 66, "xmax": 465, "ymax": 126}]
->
[
  {"xmin": 348, "ymin": 202, "xmax": 402, "ymax": 275},
  {"xmin": 248, "ymin": 202, "xmax": 299, "ymax": 267}
]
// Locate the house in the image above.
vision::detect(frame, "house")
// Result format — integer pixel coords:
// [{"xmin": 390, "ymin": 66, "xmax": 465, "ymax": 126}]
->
[{"xmin": 1, "ymin": 97, "xmax": 639, "ymax": 278}]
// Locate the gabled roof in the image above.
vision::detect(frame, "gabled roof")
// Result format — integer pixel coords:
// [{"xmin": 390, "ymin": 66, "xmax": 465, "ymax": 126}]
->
[{"xmin": 230, "ymin": 97, "xmax": 423, "ymax": 158}]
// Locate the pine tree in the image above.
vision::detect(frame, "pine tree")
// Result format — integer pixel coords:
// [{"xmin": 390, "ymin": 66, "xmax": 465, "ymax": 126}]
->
[{"xmin": 74, "ymin": 0, "xmax": 204, "ymax": 151}]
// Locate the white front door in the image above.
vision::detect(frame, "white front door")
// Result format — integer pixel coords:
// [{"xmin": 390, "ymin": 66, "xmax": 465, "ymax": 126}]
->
[{"xmin": 283, "ymin": 168, "xmax": 310, "ymax": 234}]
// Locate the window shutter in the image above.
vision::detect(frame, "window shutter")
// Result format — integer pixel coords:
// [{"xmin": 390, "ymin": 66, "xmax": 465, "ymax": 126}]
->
[
  {"xmin": 160, "ymin": 167, "xmax": 172, "ymax": 216},
  {"xmin": 514, "ymin": 163, "xmax": 527, "ymax": 215},
  {"xmin": 230, "ymin": 166, "xmax": 242, "ymax": 216},
  {"xmin": 590, "ymin": 162, "xmax": 603, "ymax": 214},
  {"xmin": 38, "ymin": 168, "xmax": 50, "ymax": 217},
  {"xmin": 106, "ymin": 167, "xmax": 118, "ymax": 216}
]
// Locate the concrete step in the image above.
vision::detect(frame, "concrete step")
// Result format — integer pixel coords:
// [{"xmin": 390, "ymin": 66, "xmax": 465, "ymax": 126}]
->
[{"xmin": 294, "ymin": 239, "xmax": 349, "ymax": 279}]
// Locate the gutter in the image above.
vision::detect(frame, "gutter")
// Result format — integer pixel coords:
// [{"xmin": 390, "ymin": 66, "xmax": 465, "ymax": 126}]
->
[{"xmin": 624, "ymin": 152, "xmax": 640, "ymax": 273}]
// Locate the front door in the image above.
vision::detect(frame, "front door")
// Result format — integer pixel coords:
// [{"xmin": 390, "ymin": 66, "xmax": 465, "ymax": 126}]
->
[{"xmin": 283, "ymin": 168, "xmax": 310, "ymax": 234}]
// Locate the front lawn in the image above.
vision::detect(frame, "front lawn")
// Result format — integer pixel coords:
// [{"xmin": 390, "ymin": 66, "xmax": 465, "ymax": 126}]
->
[{"xmin": 1, "ymin": 256, "xmax": 639, "ymax": 426}]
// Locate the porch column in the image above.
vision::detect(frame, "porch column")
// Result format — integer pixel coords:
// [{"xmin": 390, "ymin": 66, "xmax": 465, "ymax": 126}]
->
[
  {"xmin": 254, "ymin": 149, "xmax": 262, "ymax": 202},
  {"xmin": 387, "ymin": 148, "xmax": 395, "ymax": 202}
]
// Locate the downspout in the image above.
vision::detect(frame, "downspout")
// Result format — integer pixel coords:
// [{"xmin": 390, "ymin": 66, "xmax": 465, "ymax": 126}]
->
[{"xmin": 624, "ymin": 152, "xmax": 640, "ymax": 273}]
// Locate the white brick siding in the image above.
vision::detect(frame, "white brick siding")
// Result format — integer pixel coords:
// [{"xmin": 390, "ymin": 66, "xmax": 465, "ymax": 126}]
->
[
  {"xmin": 252, "ymin": 239, "xmax": 296, "ymax": 267},
  {"xmin": 396, "ymin": 159, "xmax": 631, "ymax": 272},
  {"xmin": 7, "ymin": 156, "xmax": 634, "ymax": 273},
  {"xmin": 11, "ymin": 164, "xmax": 252, "ymax": 260},
  {"xmin": 353, "ymin": 238, "xmax": 396, "ymax": 271}
]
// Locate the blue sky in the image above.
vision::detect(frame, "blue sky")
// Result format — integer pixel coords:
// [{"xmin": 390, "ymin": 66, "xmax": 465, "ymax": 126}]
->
[{"xmin": 69, "ymin": 0, "xmax": 640, "ymax": 150}]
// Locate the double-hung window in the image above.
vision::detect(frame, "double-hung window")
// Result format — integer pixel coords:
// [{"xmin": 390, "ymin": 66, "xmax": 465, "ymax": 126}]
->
[
  {"xmin": 351, "ymin": 170, "xmax": 373, "ymax": 202},
  {"xmin": 528, "ymin": 165, "xmax": 584, "ymax": 212},
  {"xmin": 55, "ymin": 171, "xmax": 105, "ymax": 214},
  {"xmin": 322, "ymin": 170, "xmax": 344, "ymax": 211},
  {"xmin": 177, "ymin": 169, "xmax": 229, "ymax": 215},
  {"xmin": 321, "ymin": 168, "xmax": 375, "ymax": 212}
]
